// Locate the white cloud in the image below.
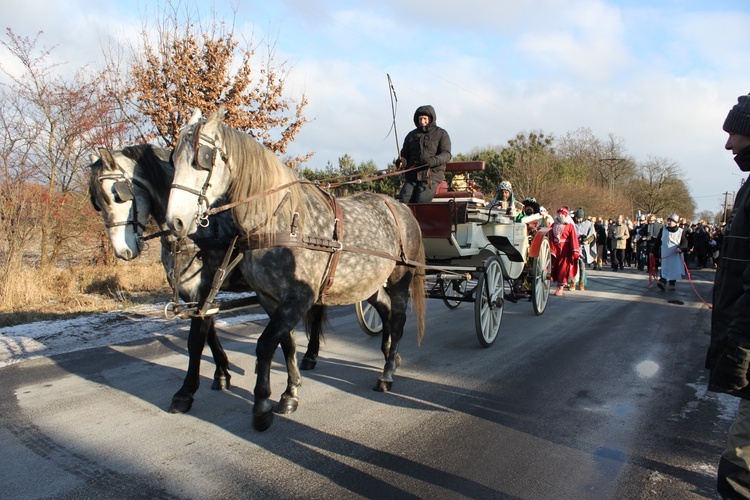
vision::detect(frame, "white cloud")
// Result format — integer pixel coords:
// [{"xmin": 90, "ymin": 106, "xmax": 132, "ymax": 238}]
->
[{"xmin": 2, "ymin": 0, "xmax": 748, "ymax": 214}]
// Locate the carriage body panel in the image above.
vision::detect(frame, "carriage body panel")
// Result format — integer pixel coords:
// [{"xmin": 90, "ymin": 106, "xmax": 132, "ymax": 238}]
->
[{"xmin": 407, "ymin": 199, "xmax": 531, "ymax": 280}]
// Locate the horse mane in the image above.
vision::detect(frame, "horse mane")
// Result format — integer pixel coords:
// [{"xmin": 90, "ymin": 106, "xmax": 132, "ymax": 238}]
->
[
  {"xmin": 218, "ymin": 123, "xmax": 326, "ymax": 232},
  {"xmin": 88, "ymin": 156, "xmax": 107, "ymax": 207},
  {"xmin": 120, "ymin": 144, "xmax": 174, "ymax": 224}
]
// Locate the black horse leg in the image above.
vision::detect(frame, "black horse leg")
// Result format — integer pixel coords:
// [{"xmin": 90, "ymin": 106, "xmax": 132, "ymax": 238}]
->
[
  {"xmin": 375, "ymin": 278, "xmax": 410, "ymax": 392},
  {"xmin": 253, "ymin": 304, "xmax": 309, "ymax": 431},
  {"xmin": 204, "ymin": 316, "xmax": 231, "ymax": 390},
  {"xmin": 170, "ymin": 316, "xmax": 209, "ymax": 413},
  {"xmin": 275, "ymin": 332, "xmax": 302, "ymax": 415},
  {"xmin": 300, "ymin": 304, "xmax": 325, "ymax": 370}
]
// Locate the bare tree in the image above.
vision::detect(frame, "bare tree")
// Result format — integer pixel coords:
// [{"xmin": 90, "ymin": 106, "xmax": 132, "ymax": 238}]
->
[
  {"xmin": 594, "ymin": 134, "xmax": 636, "ymax": 191},
  {"xmin": 0, "ymin": 88, "xmax": 38, "ymax": 276},
  {"xmin": 557, "ymin": 127, "xmax": 601, "ymax": 174},
  {"xmin": 503, "ymin": 131, "xmax": 559, "ymax": 199},
  {"xmin": 630, "ymin": 156, "xmax": 695, "ymax": 218},
  {"xmin": 0, "ymin": 29, "xmax": 119, "ymax": 267}
]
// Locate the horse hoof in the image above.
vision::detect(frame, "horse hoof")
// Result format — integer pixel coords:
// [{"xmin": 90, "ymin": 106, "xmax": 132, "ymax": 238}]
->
[
  {"xmin": 274, "ymin": 396, "xmax": 299, "ymax": 415},
  {"xmin": 299, "ymin": 357, "xmax": 317, "ymax": 371},
  {"xmin": 373, "ymin": 379, "xmax": 393, "ymax": 392},
  {"xmin": 253, "ymin": 411, "xmax": 274, "ymax": 431},
  {"xmin": 169, "ymin": 395, "xmax": 194, "ymax": 414},
  {"xmin": 211, "ymin": 376, "xmax": 230, "ymax": 391}
]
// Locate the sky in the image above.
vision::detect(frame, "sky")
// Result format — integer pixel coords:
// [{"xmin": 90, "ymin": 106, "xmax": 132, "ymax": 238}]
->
[{"xmin": 2, "ymin": 0, "xmax": 749, "ymax": 216}]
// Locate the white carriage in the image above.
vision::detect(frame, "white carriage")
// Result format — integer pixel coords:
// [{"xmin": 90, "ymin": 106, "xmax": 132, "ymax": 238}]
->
[{"xmin": 356, "ymin": 161, "xmax": 552, "ymax": 347}]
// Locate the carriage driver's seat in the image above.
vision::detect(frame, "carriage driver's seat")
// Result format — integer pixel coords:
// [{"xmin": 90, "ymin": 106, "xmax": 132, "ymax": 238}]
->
[{"xmin": 433, "ymin": 161, "xmax": 485, "ymax": 200}]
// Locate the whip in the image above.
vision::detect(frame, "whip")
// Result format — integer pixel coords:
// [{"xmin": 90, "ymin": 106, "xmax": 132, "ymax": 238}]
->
[{"xmin": 386, "ymin": 74, "xmax": 401, "ymax": 163}]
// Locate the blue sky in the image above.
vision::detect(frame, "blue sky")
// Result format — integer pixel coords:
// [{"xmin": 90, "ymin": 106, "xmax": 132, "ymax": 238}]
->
[{"xmin": 2, "ymin": 0, "xmax": 750, "ymax": 216}]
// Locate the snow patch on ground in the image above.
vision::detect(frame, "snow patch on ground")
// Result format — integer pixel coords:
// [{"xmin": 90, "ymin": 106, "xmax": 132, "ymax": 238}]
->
[{"xmin": 0, "ymin": 294, "xmax": 267, "ymax": 368}]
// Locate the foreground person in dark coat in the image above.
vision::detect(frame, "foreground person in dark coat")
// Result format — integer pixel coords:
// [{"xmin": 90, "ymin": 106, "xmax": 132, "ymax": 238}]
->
[
  {"xmin": 396, "ymin": 104, "xmax": 451, "ymax": 203},
  {"xmin": 706, "ymin": 92, "xmax": 750, "ymax": 499}
]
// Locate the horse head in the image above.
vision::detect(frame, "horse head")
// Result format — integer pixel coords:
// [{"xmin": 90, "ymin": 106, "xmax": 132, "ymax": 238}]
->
[
  {"xmin": 167, "ymin": 107, "xmax": 235, "ymax": 239},
  {"xmin": 88, "ymin": 146, "xmax": 166, "ymax": 260}
]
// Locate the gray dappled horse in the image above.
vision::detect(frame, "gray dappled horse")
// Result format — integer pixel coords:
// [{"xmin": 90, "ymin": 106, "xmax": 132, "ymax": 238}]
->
[
  {"xmin": 88, "ymin": 144, "xmax": 330, "ymax": 414},
  {"xmin": 166, "ymin": 108, "xmax": 426, "ymax": 431}
]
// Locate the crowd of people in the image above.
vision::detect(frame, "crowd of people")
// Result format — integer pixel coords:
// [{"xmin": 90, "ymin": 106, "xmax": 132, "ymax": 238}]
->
[{"xmin": 534, "ymin": 208, "xmax": 725, "ymax": 295}]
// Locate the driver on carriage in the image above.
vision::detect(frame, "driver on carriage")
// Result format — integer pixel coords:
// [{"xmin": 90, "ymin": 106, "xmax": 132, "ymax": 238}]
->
[{"xmin": 395, "ymin": 105, "xmax": 452, "ymax": 203}]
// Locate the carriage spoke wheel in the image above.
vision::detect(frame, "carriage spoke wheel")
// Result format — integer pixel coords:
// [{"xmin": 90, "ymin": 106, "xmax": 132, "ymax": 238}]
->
[
  {"xmin": 531, "ymin": 236, "xmax": 551, "ymax": 315},
  {"xmin": 474, "ymin": 256, "xmax": 504, "ymax": 347},
  {"xmin": 355, "ymin": 301, "xmax": 383, "ymax": 336},
  {"xmin": 442, "ymin": 278, "xmax": 467, "ymax": 309}
]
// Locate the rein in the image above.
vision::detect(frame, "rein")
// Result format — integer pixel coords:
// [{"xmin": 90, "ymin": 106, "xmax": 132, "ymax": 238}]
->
[
  {"xmin": 202, "ymin": 179, "xmax": 304, "ymax": 218},
  {"xmin": 320, "ymin": 165, "xmax": 423, "ymax": 189}
]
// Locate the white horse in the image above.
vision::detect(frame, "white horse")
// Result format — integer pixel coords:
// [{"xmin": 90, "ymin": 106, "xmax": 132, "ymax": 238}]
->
[{"xmin": 166, "ymin": 108, "xmax": 426, "ymax": 431}]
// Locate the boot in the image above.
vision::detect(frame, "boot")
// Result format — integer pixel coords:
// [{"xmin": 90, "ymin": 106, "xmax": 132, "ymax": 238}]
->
[{"xmin": 579, "ymin": 283, "xmax": 585, "ymax": 291}]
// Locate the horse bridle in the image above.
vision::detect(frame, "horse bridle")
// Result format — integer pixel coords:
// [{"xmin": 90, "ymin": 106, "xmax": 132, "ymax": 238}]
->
[
  {"xmin": 170, "ymin": 123, "xmax": 226, "ymax": 228},
  {"xmin": 97, "ymin": 165, "xmax": 150, "ymax": 247}
]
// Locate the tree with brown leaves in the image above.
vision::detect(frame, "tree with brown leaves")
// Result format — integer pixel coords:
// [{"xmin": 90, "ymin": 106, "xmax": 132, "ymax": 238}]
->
[{"xmin": 127, "ymin": 3, "xmax": 311, "ymax": 167}]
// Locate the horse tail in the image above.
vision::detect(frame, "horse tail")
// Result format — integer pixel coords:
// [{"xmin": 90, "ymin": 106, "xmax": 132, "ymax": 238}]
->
[
  {"xmin": 304, "ymin": 304, "xmax": 327, "ymax": 343},
  {"xmin": 410, "ymin": 239, "xmax": 426, "ymax": 346}
]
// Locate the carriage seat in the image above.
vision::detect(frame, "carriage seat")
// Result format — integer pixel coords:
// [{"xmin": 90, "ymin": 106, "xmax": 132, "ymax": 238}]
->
[
  {"xmin": 434, "ymin": 161, "xmax": 486, "ymax": 200},
  {"xmin": 407, "ymin": 202, "xmax": 468, "ymax": 239}
]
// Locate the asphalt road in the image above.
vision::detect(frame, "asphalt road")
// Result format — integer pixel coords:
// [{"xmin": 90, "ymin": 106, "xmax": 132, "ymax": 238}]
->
[{"xmin": 0, "ymin": 266, "xmax": 730, "ymax": 499}]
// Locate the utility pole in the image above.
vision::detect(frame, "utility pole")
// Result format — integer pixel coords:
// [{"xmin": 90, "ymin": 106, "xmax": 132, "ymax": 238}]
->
[{"xmin": 723, "ymin": 191, "xmax": 735, "ymax": 224}]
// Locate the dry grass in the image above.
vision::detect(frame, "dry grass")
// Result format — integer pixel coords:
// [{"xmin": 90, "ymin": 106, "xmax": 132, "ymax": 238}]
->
[{"xmin": 0, "ymin": 261, "xmax": 171, "ymax": 328}]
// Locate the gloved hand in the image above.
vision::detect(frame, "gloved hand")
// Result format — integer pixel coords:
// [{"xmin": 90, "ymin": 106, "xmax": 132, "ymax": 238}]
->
[
  {"xmin": 394, "ymin": 157, "xmax": 405, "ymax": 169},
  {"xmin": 713, "ymin": 343, "xmax": 750, "ymax": 391},
  {"xmin": 426, "ymin": 156, "xmax": 440, "ymax": 167}
]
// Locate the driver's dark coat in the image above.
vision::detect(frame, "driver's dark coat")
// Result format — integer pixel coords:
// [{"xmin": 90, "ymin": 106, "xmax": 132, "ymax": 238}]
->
[
  {"xmin": 707, "ymin": 152, "xmax": 750, "ymax": 399},
  {"xmin": 400, "ymin": 105, "xmax": 451, "ymax": 184}
]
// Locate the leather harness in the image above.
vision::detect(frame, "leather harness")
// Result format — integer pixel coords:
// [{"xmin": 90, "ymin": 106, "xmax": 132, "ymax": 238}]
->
[{"xmin": 241, "ymin": 189, "xmax": 418, "ymax": 304}]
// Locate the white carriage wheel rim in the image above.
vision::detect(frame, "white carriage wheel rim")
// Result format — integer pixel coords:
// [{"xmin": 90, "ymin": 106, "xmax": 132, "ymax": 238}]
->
[
  {"xmin": 477, "ymin": 258, "xmax": 503, "ymax": 344},
  {"xmin": 534, "ymin": 239, "xmax": 551, "ymax": 311},
  {"xmin": 356, "ymin": 301, "xmax": 383, "ymax": 335}
]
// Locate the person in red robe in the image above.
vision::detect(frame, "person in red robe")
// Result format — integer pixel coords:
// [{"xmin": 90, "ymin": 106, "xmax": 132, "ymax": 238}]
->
[{"xmin": 549, "ymin": 206, "xmax": 580, "ymax": 296}]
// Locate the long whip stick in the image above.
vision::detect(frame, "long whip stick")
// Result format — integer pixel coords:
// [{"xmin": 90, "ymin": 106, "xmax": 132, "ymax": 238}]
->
[{"xmin": 386, "ymin": 74, "xmax": 400, "ymax": 162}]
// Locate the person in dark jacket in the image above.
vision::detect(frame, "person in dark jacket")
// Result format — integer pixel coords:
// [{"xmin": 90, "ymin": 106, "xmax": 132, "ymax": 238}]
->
[
  {"xmin": 706, "ymin": 92, "xmax": 750, "ymax": 499},
  {"xmin": 396, "ymin": 105, "xmax": 452, "ymax": 203}
]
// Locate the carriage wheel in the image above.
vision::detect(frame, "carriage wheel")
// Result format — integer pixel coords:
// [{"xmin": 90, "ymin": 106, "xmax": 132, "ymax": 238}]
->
[
  {"xmin": 355, "ymin": 300, "xmax": 383, "ymax": 336},
  {"xmin": 530, "ymin": 236, "xmax": 551, "ymax": 315},
  {"xmin": 442, "ymin": 278, "xmax": 467, "ymax": 309},
  {"xmin": 474, "ymin": 256, "xmax": 504, "ymax": 347}
]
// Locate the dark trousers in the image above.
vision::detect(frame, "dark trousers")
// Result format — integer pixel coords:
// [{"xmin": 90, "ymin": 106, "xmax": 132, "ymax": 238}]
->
[
  {"xmin": 398, "ymin": 181, "xmax": 437, "ymax": 203},
  {"xmin": 612, "ymin": 249, "xmax": 625, "ymax": 270}
]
